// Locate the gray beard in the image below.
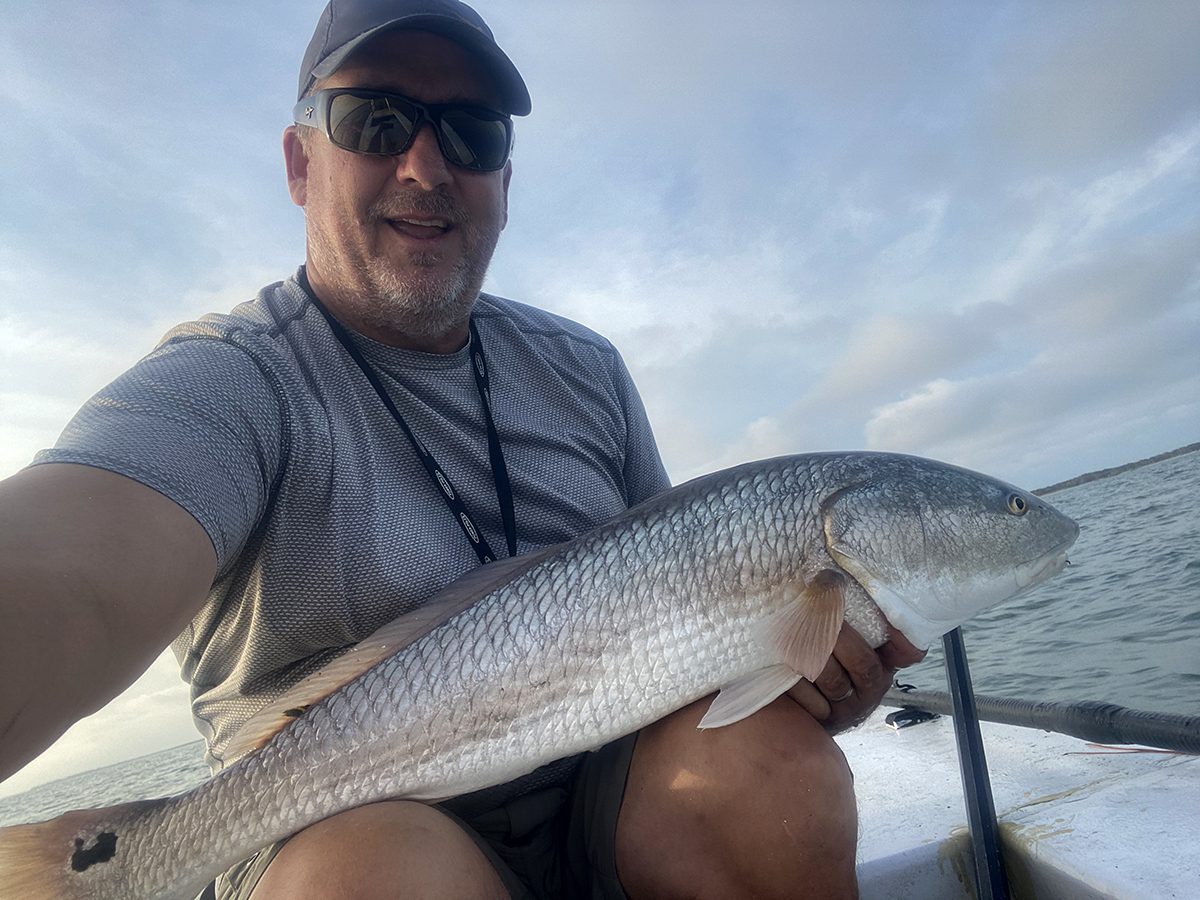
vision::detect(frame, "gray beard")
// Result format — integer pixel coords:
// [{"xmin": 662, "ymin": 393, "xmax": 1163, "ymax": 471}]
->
[
  {"xmin": 309, "ymin": 190, "xmax": 502, "ymax": 344},
  {"xmin": 352, "ymin": 247, "xmax": 484, "ymax": 343}
]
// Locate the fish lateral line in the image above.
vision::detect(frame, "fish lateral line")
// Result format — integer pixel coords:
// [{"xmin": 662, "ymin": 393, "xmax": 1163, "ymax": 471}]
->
[{"xmin": 222, "ymin": 544, "xmax": 562, "ymax": 761}]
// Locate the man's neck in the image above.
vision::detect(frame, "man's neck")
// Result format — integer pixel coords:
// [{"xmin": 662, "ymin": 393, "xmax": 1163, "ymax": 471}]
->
[{"xmin": 346, "ymin": 316, "xmax": 471, "ymax": 354}]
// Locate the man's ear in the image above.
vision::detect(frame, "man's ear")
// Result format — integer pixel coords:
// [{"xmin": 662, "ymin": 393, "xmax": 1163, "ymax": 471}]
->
[{"xmin": 283, "ymin": 126, "xmax": 309, "ymax": 207}]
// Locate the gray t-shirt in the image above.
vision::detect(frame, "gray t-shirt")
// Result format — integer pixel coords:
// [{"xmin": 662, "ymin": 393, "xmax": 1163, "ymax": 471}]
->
[{"xmin": 35, "ymin": 271, "xmax": 670, "ymax": 791}]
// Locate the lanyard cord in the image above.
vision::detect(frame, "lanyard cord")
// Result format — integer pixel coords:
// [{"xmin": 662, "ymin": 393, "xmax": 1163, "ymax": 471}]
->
[{"xmin": 308, "ymin": 295, "xmax": 518, "ymax": 564}]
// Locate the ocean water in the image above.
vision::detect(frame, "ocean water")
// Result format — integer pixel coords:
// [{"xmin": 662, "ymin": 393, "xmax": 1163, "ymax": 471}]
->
[
  {"xmin": 0, "ymin": 740, "xmax": 210, "ymax": 828},
  {"xmin": 2, "ymin": 451, "xmax": 1197, "ymax": 828}
]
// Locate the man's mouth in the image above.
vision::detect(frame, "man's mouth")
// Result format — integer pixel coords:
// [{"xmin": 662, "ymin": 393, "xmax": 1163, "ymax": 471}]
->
[{"xmin": 385, "ymin": 216, "xmax": 452, "ymax": 240}]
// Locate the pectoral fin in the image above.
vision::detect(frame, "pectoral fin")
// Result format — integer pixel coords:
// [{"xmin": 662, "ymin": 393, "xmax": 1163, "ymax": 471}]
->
[
  {"xmin": 759, "ymin": 569, "xmax": 847, "ymax": 682},
  {"xmin": 698, "ymin": 664, "xmax": 802, "ymax": 729}
]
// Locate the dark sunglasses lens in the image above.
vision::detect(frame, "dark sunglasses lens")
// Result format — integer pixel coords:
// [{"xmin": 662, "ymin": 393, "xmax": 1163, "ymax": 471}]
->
[
  {"xmin": 437, "ymin": 110, "xmax": 511, "ymax": 171},
  {"xmin": 327, "ymin": 93, "xmax": 418, "ymax": 154}
]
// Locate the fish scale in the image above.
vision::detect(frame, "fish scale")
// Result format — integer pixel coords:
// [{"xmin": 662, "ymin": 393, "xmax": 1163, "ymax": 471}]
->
[{"xmin": 0, "ymin": 452, "xmax": 1078, "ymax": 899}]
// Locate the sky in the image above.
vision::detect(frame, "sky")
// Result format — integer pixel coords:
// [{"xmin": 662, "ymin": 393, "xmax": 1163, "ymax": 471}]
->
[{"xmin": 1, "ymin": 1, "xmax": 1197, "ymax": 797}]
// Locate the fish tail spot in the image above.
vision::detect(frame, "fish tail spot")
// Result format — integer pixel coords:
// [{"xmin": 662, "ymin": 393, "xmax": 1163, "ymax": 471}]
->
[
  {"xmin": 70, "ymin": 831, "xmax": 118, "ymax": 871},
  {"xmin": 0, "ymin": 796, "xmax": 165, "ymax": 898}
]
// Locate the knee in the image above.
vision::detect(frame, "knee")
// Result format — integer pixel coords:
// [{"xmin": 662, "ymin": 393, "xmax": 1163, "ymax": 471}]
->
[
  {"xmin": 249, "ymin": 801, "xmax": 508, "ymax": 900},
  {"xmin": 749, "ymin": 697, "xmax": 856, "ymax": 800},
  {"xmin": 704, "ymin": 696, "xmax": 857, "ymax": 839},
  {"xmin": 651, "ymin": 693, "xmax": 855, "ymax": 813},
  {"xmin": 618, "ymin": 695, "xmax": 859, "ymax": 899}
]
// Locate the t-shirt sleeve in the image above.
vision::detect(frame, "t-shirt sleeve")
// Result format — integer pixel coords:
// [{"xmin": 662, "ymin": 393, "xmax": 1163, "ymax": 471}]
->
[
  {"xmin": 610, "ymin": 348, "xmax": 672, "ymax": 506},
  {"xmin": 32, "ymin": 337, "xmax": 285, "ymax": 573}
]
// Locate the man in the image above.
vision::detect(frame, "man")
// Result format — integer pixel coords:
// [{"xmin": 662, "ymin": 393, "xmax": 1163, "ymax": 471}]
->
[{"xmin": 0, "ymin": 1, "xmax": 924, "ymax": 897}]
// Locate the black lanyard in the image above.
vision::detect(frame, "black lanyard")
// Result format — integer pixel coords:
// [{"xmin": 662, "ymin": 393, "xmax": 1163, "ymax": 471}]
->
[{"xmin": 306, "ymin": 289, "xmax": 518, "ymax": 564}]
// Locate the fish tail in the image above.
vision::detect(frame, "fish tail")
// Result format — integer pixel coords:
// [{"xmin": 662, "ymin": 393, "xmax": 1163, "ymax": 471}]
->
[{"xmin": 0, "ymin": 797, "xmax": 167, "ymax": 900}]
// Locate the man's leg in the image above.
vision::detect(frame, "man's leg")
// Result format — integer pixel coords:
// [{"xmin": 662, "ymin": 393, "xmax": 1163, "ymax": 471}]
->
[
  {"xmin": 615, "ymin": 694, "xmax": 859, "ymax": 900},
  {"xmin": 247, "ymin": 800, "xmax": 512, "ymax": 900}
]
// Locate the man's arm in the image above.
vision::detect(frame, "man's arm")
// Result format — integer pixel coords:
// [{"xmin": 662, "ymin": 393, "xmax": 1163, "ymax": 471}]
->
[{"xmin": 0, "ymin": 463, "xmax": 217, "ymax": 782}]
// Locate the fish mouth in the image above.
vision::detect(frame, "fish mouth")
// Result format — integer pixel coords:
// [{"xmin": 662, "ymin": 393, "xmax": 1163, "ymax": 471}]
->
[
  {"xmin": 1020, "ymin": 549, "xmax": 1071, "ymax": 588},
  {"xmin": 1015, "ymin": 524, "xmax": 1079, "ymax": 587}
]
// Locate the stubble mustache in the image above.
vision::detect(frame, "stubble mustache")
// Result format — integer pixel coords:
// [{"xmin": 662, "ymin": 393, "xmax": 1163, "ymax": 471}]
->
[{"xmin": 367, "ymin": 189, "xmax": 470, "ymax": 228}]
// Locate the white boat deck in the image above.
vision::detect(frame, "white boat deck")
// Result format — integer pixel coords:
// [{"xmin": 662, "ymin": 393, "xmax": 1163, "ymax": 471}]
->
[{"xmin": 837, "ymin": 708, "xmax": 1199, "ymax": 899}]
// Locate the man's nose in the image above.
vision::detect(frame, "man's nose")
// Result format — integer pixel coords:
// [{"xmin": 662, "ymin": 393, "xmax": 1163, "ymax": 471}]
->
[{"xmin": 393, "ymin": 123, "xmax": 451, "ymax": 189}]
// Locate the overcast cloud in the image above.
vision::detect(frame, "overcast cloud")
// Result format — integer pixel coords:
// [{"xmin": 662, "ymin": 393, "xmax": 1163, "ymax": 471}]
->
[{"xmin": 1, "ymin": 0, "xmax": 1197, "ymax": 794}]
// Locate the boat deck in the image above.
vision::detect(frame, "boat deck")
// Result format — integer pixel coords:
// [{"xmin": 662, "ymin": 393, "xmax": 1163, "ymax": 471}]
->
[{"xmin": 837, "ymin": 708, "xmax": 1199, "ymax": 898}]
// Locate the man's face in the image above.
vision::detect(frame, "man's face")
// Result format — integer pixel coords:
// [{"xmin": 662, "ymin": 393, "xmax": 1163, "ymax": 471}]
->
[{"xmin": 286, "ymin": 30, "xmax": 512, "ymax": 346}]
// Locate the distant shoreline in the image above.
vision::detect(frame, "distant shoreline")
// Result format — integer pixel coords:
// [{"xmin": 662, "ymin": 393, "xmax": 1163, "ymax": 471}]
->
[{"xmin": 1036, "ymin": 441, "xmax": 1199, "ymax": 495}]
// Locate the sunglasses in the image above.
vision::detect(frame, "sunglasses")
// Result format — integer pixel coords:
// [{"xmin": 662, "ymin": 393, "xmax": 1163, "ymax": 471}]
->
[{"xmin": 293, "ymin": 89, "xmax": 514, "ymax": 172}]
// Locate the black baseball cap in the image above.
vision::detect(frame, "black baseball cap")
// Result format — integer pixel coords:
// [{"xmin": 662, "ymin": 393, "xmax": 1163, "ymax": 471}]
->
[{"xmin": 298, "ymin": 0, "xmax": 531, "ymax": 115}]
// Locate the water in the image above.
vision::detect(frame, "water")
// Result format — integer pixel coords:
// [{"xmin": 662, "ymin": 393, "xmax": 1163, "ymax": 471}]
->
[
  {"xmin": 2, "ymin": 451, "xmax": 1197, "ymax": 828},
  {"xmin": 0, "ymin": 740, "xmax": 210, "ymax": 827}
]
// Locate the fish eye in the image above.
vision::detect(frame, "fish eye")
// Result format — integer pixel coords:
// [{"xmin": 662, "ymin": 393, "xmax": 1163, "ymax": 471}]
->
[{"xmin": 1006, "ymin": 494, "xmax": 1028, "ymax": 516}]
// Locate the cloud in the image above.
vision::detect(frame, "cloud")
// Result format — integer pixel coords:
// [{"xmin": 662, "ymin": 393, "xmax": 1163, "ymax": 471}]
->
[
  {"xmin": 863, "ymin": 312, "xmax": 1200, "ymax": 483},
  {"xmin": 977, "ymin": 2, "xmax": 1200, "ymax": 174},
  {"xmin": 820, "ymin": 313, "xmax": 994, "ymax": 402}
]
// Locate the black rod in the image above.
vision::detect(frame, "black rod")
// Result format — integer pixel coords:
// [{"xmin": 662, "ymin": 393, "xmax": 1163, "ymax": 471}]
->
[
  {"xmin": 883, "ymin": 688, "xmax": 1200, "ymax": 754},
  {"xmin": 943, "ymin": 626, "xmax": 1009, "ymax": 900}
]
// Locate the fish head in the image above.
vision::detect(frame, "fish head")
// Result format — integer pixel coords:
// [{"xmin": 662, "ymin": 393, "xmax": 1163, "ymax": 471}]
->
[{"xmin": 819, "ymin": 457, "xmax": 1079, "ymax": 650}]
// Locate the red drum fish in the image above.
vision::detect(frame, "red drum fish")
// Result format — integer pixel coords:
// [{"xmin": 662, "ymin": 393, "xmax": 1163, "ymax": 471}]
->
[{"xmin": 0, "ymin": 452, "xmax": 1079, "ymax": 899}]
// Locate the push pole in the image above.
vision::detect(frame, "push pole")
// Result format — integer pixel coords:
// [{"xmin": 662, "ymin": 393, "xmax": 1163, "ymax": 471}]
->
[{"xmin": 943, "ymin": 627, "xmax": 1009, "ymax": 900}]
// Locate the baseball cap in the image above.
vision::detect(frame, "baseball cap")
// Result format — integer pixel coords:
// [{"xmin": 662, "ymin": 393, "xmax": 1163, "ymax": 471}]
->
[{"xmin": 298, "ymin": 0, "xmax": 531, "ymax": 115}]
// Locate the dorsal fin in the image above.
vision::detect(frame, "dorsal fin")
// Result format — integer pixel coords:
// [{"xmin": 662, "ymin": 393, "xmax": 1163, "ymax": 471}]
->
[{"xmin": 223, "ymin": 544, "xmax": 564, "ymax": 762}]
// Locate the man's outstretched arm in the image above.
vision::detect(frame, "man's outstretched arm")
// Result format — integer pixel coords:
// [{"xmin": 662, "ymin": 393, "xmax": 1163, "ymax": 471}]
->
[{"xmin": 0, "ymin": 463, "xmax": 216, "ymax": 782}]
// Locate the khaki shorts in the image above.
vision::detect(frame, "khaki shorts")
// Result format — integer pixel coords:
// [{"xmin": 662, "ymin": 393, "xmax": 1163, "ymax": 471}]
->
[{"xmin": 209, "ymin": 733, "xmax": 638, "ymax": 900}]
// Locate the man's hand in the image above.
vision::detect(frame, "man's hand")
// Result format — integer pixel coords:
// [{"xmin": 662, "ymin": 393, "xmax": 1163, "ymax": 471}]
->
[{"xmin": 787, "ymin": 624, "xmax": 926, "ymax": 733}]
